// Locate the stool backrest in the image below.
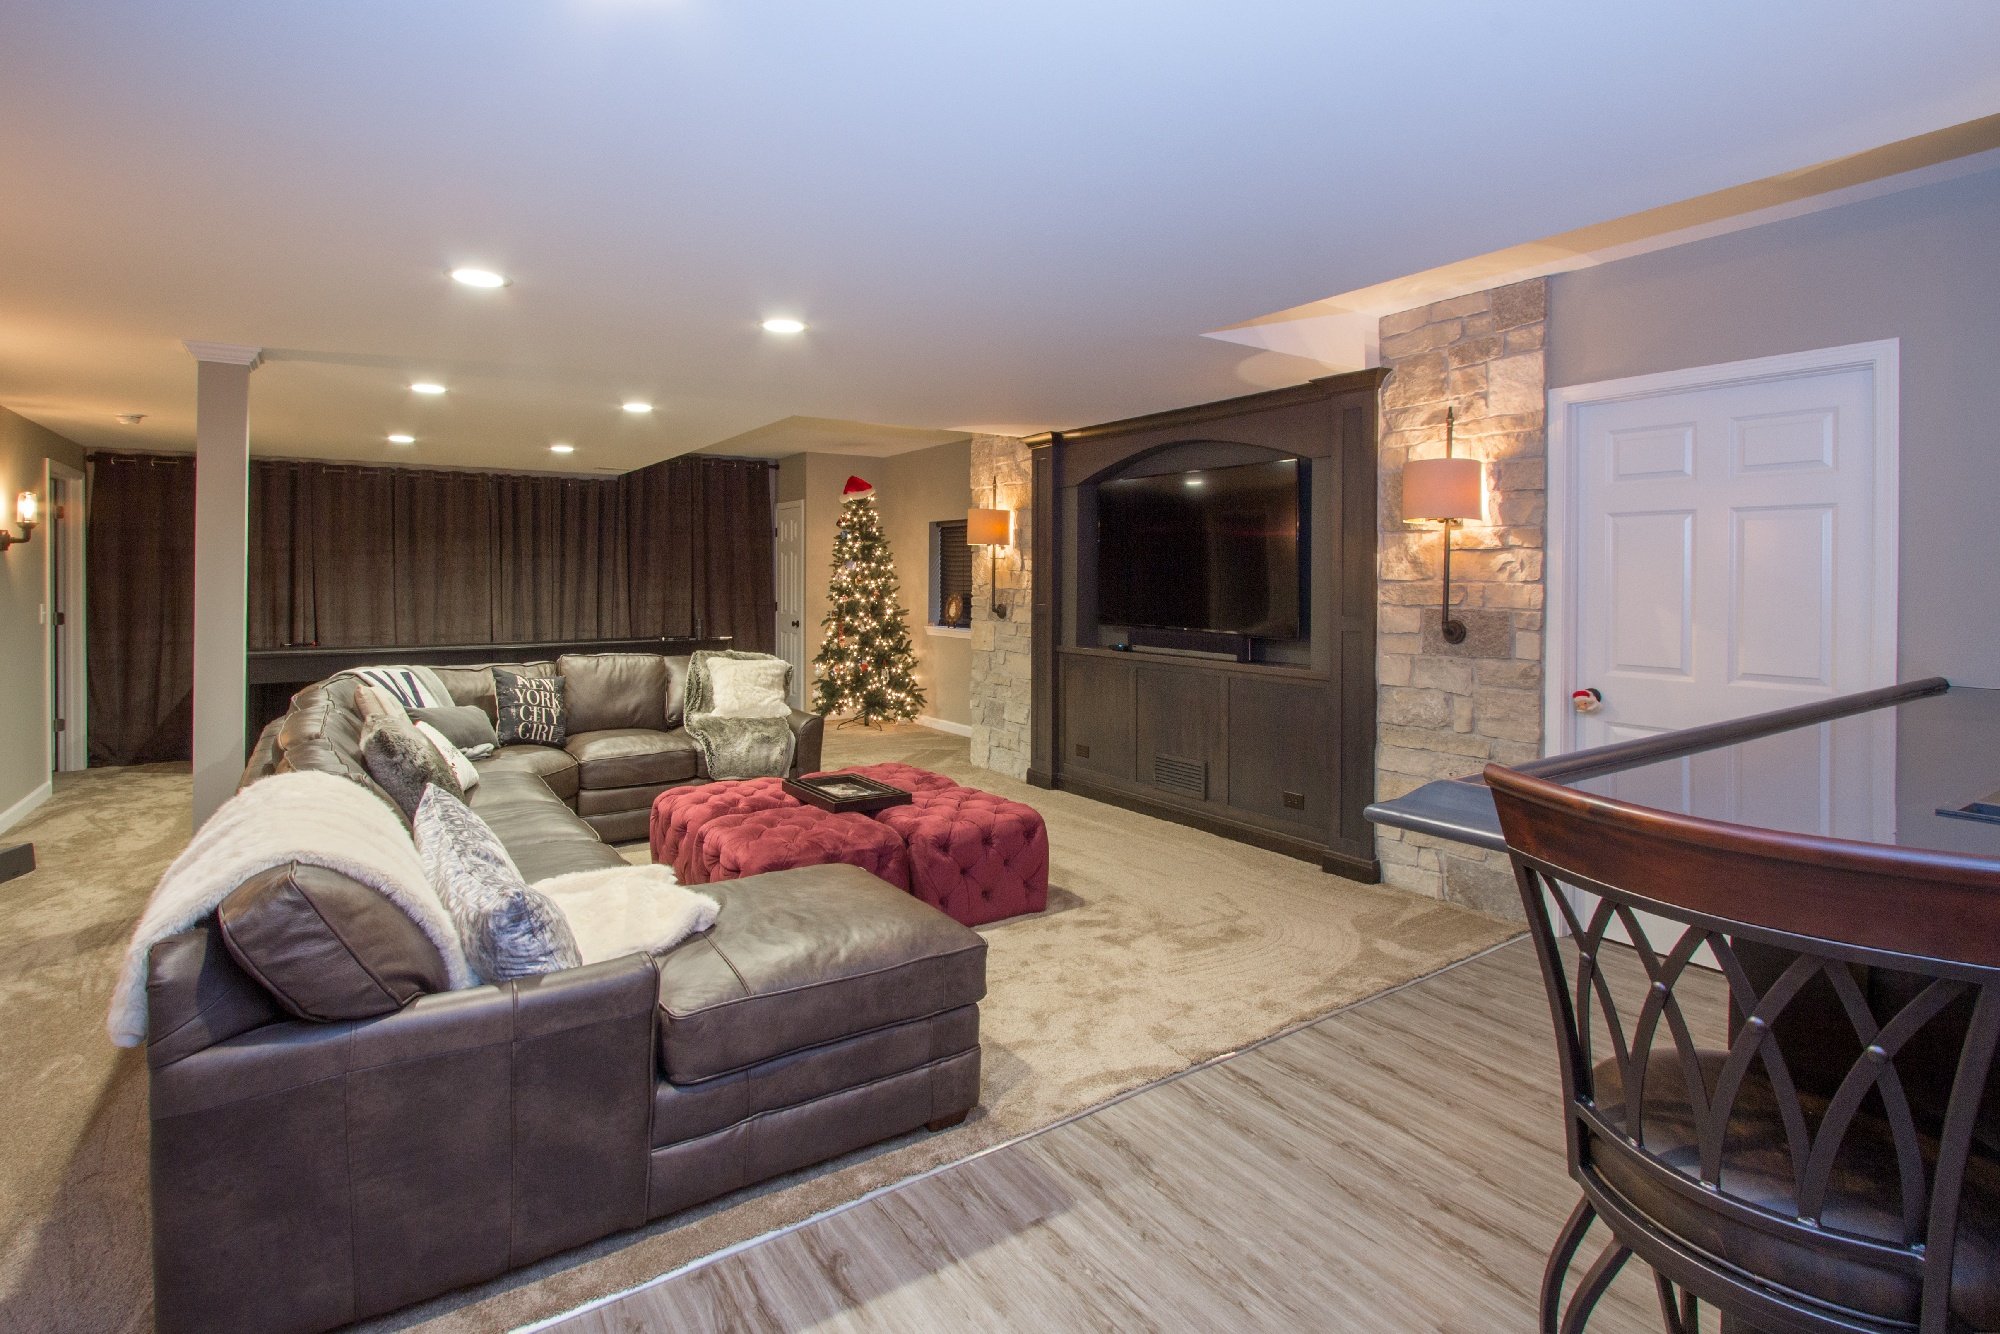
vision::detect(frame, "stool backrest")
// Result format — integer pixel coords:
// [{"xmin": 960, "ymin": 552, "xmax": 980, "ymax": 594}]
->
[{"xmin": 1485, "ymin": 762, "xmax": 2000, "ymax": 1328}]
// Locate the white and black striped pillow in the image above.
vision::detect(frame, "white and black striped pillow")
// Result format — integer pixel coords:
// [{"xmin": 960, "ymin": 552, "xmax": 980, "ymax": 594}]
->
[
  {"xmin": 352, "ymin": 665, "xmax": 451, "ymax": 710},
  {"xmin": 494, "ymin": 669, "xmax": 567, "ymax": 747}
]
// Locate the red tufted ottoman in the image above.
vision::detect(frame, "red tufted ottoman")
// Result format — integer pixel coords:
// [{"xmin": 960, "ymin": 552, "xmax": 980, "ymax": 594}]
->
[
  {"xmin": 874, "ymin": 785, "xmax": 1049, "ymax": 927},
  {"xmin": 691, "ymin": 806, "xmax": 911, "ymax": 890},
  {"xmin": 817, "ymin": 761, "xmax": 962, "ymax": 796},
  {"xmin": 649, "ymin": 778, "xmax": 801, "ymax": 884}
]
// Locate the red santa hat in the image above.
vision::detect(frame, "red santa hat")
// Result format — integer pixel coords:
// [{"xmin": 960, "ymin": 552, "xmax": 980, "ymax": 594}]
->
[{"xmin": 842, "ymin": 475, "xmax": 873, "ymax": 496}]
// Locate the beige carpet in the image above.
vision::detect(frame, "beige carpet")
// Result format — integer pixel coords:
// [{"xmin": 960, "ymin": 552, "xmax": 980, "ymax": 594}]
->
[{"xmin": 0, "ymin": 728, "xmax": 1516, "ymax": 1332}]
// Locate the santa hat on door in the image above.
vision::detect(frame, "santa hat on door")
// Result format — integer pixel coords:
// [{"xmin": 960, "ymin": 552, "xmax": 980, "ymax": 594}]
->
[{"xmin": 842, "ymin": 475, "xmax": 873, "ymax": 496}]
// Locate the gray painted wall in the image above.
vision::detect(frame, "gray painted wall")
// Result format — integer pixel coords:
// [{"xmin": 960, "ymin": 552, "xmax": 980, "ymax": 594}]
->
[
  {"xmin": 1549, "ymin": 165, "xmax": 2000, "ymax": 687},
  {"xmin": 0, "ymin": 407, "xmax": 86, "ymax": 825}
]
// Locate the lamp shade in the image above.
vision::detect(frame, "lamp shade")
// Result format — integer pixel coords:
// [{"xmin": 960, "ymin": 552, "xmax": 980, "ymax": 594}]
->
[
  {"xmin": 15, "ymin": 491, "xmax": 37, "ymax": 527},
  {"xmin": 967, "ymin": 507, "xmax": 1012, "ymax": 546},
  {"xmin": 1402, "ymin": 457, "xmax": 1483, "ymax": 522}
]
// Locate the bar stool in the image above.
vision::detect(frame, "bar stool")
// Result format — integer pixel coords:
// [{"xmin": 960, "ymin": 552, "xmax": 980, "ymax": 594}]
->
[{"xmin": 1486, "ymin": 762, "xmax": 2000, "ymax": 1334}]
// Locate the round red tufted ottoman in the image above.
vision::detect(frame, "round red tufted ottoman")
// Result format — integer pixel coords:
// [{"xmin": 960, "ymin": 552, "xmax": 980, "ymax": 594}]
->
[
  {"xmin": 692, "ymin": 806, "xmax": 911, "ymax": 890},
  {"xmin": 649, "ymin": 778, "xmax": 800, "ymax": 883},
  {"xmin": 874, "ymin": 785, "xmax": 1049, "ymax": 927}
]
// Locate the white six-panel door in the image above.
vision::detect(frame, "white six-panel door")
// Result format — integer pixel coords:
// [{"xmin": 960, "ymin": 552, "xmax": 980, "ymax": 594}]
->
[
  {"xmin": 1546, "ymin": 342, "xmax": 1899, "ymax": 950},
  {"xmin": 775, "ymin": 499, "xmax": 807, "ymax": 710}
]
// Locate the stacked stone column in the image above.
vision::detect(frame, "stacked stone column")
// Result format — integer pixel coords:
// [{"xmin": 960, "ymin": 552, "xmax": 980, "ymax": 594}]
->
[
  {"xmin": 969, "ymin": 434, "xmax": 1032, "ymax": 778},
  {"xmin": 1374, "ymin": 279, "xmax": 1548, "ymax": 916}
]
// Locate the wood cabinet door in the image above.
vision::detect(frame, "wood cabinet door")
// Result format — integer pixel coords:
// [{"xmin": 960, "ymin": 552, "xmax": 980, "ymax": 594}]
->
[
  {"xmin": 1227, "ymin": 676, "xmax": 1333, "ymax": 832},
  {"xmin": 1134, "ymin": 666, "xmax": 1226, "ymax": 802},
  {"xmin": 1059, "ymin": 655, "xmax": 1134, "ymax": 781}
]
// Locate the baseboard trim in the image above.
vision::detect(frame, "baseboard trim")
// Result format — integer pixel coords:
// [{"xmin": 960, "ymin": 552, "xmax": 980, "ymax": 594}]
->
[
  {"xmin": 0, "ymin": 781, "xmax": 52, "ymax": 836},
  {"xmin": 917, "ymin": 716, "xmax": 973, "ymax": 738}
]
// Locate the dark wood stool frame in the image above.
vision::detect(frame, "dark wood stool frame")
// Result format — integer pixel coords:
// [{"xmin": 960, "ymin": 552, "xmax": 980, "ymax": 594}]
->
[{"xmin": 1487, "ymin": 763, "xmax": 2000, "ymax": 1334}]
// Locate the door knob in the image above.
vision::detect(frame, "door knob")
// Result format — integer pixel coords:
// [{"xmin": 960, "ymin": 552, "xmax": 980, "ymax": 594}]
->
[{"xmin": 1572, "ymin": 687, "xmax": 1603, "ymax": 714}]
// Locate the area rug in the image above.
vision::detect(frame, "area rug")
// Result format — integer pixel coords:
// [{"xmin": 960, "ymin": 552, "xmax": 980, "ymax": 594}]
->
[{"xmin": 0, "ymin": 729, "xmax": 1517, "ymax": 1333}]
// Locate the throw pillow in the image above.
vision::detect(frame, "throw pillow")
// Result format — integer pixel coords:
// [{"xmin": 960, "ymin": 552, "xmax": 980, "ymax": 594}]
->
[
  {"xmin": 352, "ymin": 665, "xmax": 452, "ymax": 710},
  {"xmin": 414, "ymin": 720, "xmax": 480, "ymax": 791},
  {"xmin": 705, "ymin": 656, "xmax": 792, "ymax": 719},
  {"xmin": 411, "ymin": 703, "xmax": 500, "ymax": 754},
  {"xmin": 354, "ymin": 682, "xmax": 412, "ymax": 729},
  {"xmin": 494, "ymin": 668, "xmax": 567, "ymax": 746},
  {"xmin": 360, "ymin": 720, "xmax": 463, "ymax": 821},
  {"xmin": 412, "ymin": 787, "xmax": 581, "ymax": 982}
]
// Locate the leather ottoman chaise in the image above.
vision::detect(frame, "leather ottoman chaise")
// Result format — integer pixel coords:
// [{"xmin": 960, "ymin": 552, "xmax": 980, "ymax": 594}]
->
[{"xmin": 149, "ymin": 658, "xmax": 984, "ymax": 1334}]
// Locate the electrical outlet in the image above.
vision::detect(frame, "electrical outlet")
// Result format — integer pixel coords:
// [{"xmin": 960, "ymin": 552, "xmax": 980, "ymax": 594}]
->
[
  {"xmin": 1074, "ymin": 742, "xmax": 1091, "ymax": 759},
  {"xmin": 1282, "ymin": 790, "xmax": 1305, "ymax": 810}
]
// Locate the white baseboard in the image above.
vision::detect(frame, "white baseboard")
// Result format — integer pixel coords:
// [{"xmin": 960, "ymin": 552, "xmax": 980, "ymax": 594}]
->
[
  {"xmin": 0, "ymin": 780, "xmax": 52, "ymax": 836},
  {"xmin": 918, "ymin": 716, "xmax": 973, "ymax": 738}
]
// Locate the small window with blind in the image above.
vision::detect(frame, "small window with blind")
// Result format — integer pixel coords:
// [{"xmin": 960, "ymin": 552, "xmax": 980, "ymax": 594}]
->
[{"xmin": 930, "ymin": 519, "xmax": 973, "ymax": 628}]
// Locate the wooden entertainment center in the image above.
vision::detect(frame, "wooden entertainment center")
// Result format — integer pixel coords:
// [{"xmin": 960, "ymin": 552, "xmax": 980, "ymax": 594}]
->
[{"xmin": 1026, "ymin": 370, "xmax": 1385, "ymax": 880}]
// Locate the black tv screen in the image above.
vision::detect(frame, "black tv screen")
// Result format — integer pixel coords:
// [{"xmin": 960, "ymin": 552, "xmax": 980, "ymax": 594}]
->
[{"xmin": 1097, "ymin": 457, "xmax": 1306, "ymax": 639}]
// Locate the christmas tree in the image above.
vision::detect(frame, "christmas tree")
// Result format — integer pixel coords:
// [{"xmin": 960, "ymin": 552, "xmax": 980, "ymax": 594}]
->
[{"xmin": 811, "ymin": 476, "xmax": 926, "ymax": 726}]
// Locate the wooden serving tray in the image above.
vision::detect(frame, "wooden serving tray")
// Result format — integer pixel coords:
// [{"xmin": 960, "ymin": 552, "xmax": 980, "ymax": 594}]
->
[{"xmin": 784, "ymin": 773, "xmax": 914, "ymax": 815}]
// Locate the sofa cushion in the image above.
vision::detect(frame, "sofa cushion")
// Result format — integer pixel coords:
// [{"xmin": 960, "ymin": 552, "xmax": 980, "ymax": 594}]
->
[
  {"xmin": 475, "ymin": 742, "xmax": 579, "ymax": 801},
  {"xmin": 559, "ymin": 653, "xmax": 669, "ymax": 733},
  {"xmin": 217, "ymin": 861, "xmax": 450, "ymax": 1021},
  {"xmin": 468, "ymin": 770, "xmax": 627, "ymax": 883},
  {"xmin": 566, "ymin": 728, "xmax": 700, "ymax": 789},
  {"xmin": 654, "ymin": 864, "xmax": 987, "ymax": 1083},
  {"xmin": 663, "ymin": 655, "xmax": 690, "ymax": 728},
  {"xmin": 360, "ymin": 720, "xmax": 462, "ymax": 820}
]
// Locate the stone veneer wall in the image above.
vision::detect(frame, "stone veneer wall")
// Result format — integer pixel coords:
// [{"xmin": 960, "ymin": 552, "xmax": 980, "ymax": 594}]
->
[
  {"xmin": 969, "ymin": 434, "xmax": 1032, "ymax": 777},
  {"xmin": 1374, "ymin": 279, "xmax": 1548, "ymax": 916}
]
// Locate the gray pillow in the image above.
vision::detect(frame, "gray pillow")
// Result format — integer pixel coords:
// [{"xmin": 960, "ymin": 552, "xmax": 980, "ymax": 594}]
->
[
  {"xmin": 360, "ymin": 720, "xmax": 463, "ymax": 822},
  {"xmin": 411, "ymin": 704, "xmax": 500, "ymax": 754},
  {"xmin": 411, "ymin": 786, "xmax": 580, "ymax": 983}
]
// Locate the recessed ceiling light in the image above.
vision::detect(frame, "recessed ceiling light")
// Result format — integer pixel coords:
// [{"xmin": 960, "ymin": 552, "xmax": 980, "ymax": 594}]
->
[
  {"xmin": 450, "ymin": 267, "xmax": 508, "ymax": 288},
  {"xmin": 622, "ymin": 401, "xmax": 654, "ymax": 414},
  {"xmin": 387, "ymin": 433, "xmax": 415, "ymax": 445},
  {"xmin": 410, "ymin": 382, "xmax": 446, "ymax": 395},
  {"xmin": 761, "ymin": 317, "xmax": 807, "ymax": 335},
  {"xmin": 550, "ymin": 443, "xmax": 575, "ymax": 455}
]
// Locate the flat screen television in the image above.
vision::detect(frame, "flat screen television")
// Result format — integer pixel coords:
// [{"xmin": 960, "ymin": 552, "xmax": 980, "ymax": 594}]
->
[{"xmin": 1096, "ymin": 456, "xmax": 1307, "ymax": 639}]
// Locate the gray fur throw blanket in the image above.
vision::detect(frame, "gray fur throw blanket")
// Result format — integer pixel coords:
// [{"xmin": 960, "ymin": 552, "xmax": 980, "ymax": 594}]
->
[{"xmin": 684, "ymin": 649, "xmax": 796, "ymax": 780}]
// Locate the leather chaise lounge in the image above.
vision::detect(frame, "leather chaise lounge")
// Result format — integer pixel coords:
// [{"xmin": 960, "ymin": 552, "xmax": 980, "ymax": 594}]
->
[{"xmin": 145, "ymin": 652, "xmax": 987, "ymax": 1334}]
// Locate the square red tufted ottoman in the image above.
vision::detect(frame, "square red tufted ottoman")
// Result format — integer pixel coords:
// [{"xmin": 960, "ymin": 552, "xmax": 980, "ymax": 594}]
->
[
  {"xmin": 650, "ymin": 778, "xmax": 800, "ymax": 883},
  {"xmin": 818, "ymin": 762, "xmax": 961, "ymax": 797},
  {"xmin": 874, "ymin": 785, "xmax": 1049, "ymax": 927},
  {"xmin": 691, "ymin": 806, "xmax": 912, "ymax": 891}
]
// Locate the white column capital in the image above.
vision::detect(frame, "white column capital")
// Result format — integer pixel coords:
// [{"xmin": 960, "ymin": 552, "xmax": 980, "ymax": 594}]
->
[{"xmin": 183, "ymin": 340, "xmax": 263, "ymax": 368}]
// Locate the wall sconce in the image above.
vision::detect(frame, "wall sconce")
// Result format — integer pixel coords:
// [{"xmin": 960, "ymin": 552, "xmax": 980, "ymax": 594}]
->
[
  {"xmin": 0, "ymin": 492, "xmax": 38, "ymax": 553},
  {"xmin": 1401, "ymin": 407, "xmax": 1483, "ymax": 644},
  {"xmin": 966, "ymin": 504, "xmax": 1014, "ymax": 618}
]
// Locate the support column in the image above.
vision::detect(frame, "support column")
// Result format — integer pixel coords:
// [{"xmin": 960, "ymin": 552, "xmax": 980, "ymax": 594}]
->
[{"xmin": 185, "ymin": 341, "xmax": 261, "ymax": 828}]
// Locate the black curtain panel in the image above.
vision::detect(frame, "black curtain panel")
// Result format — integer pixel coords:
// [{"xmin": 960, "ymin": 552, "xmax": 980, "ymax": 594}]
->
[
  {"xmin": 87, "ymin": 454, "xmax": 198, "ymax": 765},
  {"xmin": 85, "ymin": 454, "xmax": 775, "ymax": 764}
]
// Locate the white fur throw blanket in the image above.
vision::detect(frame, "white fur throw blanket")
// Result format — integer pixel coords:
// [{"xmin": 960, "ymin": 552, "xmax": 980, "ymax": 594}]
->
[
  {"xmin": 533, "ymin": 865, "xmax": 719, "ymax": 963},
  {"xmin": 106, "ymin": 771, "xmax": 473, "ymax": 1047}
]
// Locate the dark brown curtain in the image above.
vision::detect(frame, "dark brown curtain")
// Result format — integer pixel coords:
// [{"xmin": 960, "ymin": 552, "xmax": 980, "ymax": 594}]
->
[
  {"xmin": 86, "ymin": 453, "xmax": 775, "ymax": 763},
  {"xmin": 88, "ymin": 454, "xmax": 196, "ymax": 765}
]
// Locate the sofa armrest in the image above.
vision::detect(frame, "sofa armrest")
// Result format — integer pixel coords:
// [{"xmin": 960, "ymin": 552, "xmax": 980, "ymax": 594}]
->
[
  {"xmin": 788, "ymin": 707, "xmax": 825, "ymax": 776},
  {"xmin": 149, "ymin": 954, "xmax": 658, "ymax": 1334}
]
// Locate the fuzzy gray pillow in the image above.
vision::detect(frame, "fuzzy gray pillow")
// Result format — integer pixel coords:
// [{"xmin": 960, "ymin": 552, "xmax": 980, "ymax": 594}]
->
[
  {"xmin": 412, "ymin": 787, "xmax": 580, "ymax": 982},
  {"xmin": 360, "ymin": 720, "xmax": 463, "ymax": 822},
  {"xmin": 411, "ymin": 704, "xmax": 500, "ymax": 755}
]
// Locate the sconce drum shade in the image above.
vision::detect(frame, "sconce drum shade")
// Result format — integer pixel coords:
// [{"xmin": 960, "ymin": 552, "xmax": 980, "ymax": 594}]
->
[
  {"xmin": 1402, "ymin": 457, "xmax": 1483, "ymax": 522},
  {"xmin": 967, "ymin": 507, "xmax": 1012, "ymax": 546}
]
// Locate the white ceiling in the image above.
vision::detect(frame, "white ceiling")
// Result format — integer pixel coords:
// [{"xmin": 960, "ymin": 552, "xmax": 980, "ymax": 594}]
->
[{"xmin": 1, "ymin": 2, "xmax": 1996, "ymax": 473}]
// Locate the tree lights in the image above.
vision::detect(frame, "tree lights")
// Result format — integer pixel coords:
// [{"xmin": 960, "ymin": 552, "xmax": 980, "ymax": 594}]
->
[{"xmin": 810, "ymin": 476, "xmax": 926, "ymax": 726}]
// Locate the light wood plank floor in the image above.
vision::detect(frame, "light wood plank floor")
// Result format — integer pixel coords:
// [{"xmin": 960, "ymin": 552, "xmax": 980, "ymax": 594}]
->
[{"xmin": 551, "ymin": 940, "xmax": 1727, "ymax": 1333}]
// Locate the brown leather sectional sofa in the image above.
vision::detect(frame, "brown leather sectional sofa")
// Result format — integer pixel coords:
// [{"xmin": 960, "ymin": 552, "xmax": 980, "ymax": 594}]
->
[{"xmin": 146, "ymin": 652, "xmax": 986, "ymax": 1334}]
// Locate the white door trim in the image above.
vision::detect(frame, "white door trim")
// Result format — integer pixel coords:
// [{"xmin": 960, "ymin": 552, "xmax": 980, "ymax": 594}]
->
[
  {"xmin": 46, "ymin": 459, "xmax": 87, "ymax": 773},
  {"xmin": 1543, "ymin": 339, "xmax": 1900, "ymax": 757},
  {"xmin": 774, "ymin": 499, "xmax": 807, "ymax": 711}
]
